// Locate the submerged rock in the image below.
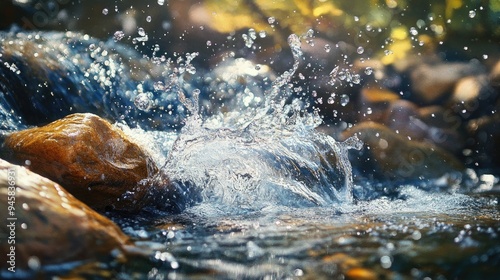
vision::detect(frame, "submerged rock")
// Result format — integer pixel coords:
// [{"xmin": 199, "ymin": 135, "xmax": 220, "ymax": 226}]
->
[
  {"xmin": 0, "ymin": 159, "xmax": 131, "ymax": 273},
  {"xmin": 343, "ymin": 121, "xmax": 464, "ymax": 180},
  {"xmin": 1, "ymin": 113, "xmax": 159, "ymax": 211}
]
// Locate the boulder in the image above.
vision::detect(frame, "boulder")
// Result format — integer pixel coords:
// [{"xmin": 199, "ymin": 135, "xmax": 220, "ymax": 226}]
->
[
  {"xmin": 1, "ymin": 113, "xmax": 158, "ymax": 211},
  {"xmin": 410, "ymin": 62, "xmax": 485, "ymax": 104},
  {"xmin": 0, "ymin": 159, "xmax": 132, "ymax": 273},
  {"xmin": 343, "ymin": 122, "xmax": 464, "ymax": 180}
]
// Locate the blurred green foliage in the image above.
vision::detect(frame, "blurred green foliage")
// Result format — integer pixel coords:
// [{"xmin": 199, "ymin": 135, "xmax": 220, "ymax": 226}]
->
[{"xmin": 203, "ymin": 0, "xmax": 500, "ymax": 63}]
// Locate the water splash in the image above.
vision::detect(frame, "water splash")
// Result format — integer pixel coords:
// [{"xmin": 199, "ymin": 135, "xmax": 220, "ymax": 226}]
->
[{"xmin": 160, "ymin": 34, "xmax": 362, "ymax": 210}]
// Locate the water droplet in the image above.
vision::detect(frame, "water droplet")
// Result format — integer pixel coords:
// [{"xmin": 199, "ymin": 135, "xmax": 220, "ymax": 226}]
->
[
  {"xmin": 469, "ymin": 10, "xmax": 476, "ymax": 18},
  {"xmin": 483, "ymin": 54, "xmax": 488, "ymax": 60},
  {"xmin": 324, "ymin": 44, "xmax": 331, "ymax": 53},
  {"xmin": 259, "ymin": 30, "xmax": 267, "ymax": 38},
  {"xmin": 357, "ymin": 46, "xmax": 364, "ymax": 54},
  {"xmin": 157, "ymin": 0, "xmax": 165, "ymax": 5},
  {"xmin": 102, "ymin": 8, "xmax": 108, "ymax": 15},
  {"xmin": 268, "ymin": 17, "xmax": 276, "ymax": 24},
  {"xmin": 352, "ymin": 74, "xmax": 361, "ymax": 84},
  {"xmin": 138, "ymin": 27, "xmax": 146, "ymax": 36},
  {"xmin": 146, "ymin": 16, "xmax": 152, "ymax": 22},
  {"xmin": 134, "ymin": 92, "xmax": 153, "ymax": 111},
  {"xmin": 154, "ymin": 81, "xmax": 165, "ymax": 91},
  {"xmin": 327, "ymin": 96, "xmax": 334, "ymax": 104},
  {"xmin": 354, "ymin": 16, "xmax": 359, "ymax": 22},
  {"xmin": 384, "ymin": 50, "xmax": 393, "ymax": 56},
  {"xmin": 365, "ymin": 24, "xmax": 373, "ymax": 32},
  {"xmin": 28, "ymin": 256, "xmax": 40, "ymax": 271},
  {"xmin": 113, "ymin": 31, "xmax": 125, "ymax": 42},
  {"xmin": 364, "ymin": 67, "xmax": 373, "ymax": 75},
  {"xmin": 89, "ymin": 43, "xmax": 96, "ymax": 51},
  {"xmin": 409, "ymin": 27, "xmax": 418, "ymax": 36},
  {"xmin": 340, "ymin": 94, "xmax": 350, "ymax": 106},
  {"xmin": 206, "ymin": 40, "xmax": 212, "ymax": 46},
  {"xmin": 287, "ymin": 34, "xmax": 302, "ymax": 59},
  {"xmin": 380, "ymin": 255, "xmax": 392, "ymax": 269}
]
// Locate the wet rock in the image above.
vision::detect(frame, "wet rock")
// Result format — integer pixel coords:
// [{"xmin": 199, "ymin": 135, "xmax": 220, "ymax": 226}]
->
[
  {"xmin": 410, "ymin": 62, "xmax": 485, "ymax": 104},
  {"xmin": 449, "ymin": 75, "xmax": 497, "ymax": 120},
  {"xmin": 1, "ymin": 113, "xmax": 158, "ymax": 211},
  {"xmin": 0, "ymin": 159, "xmax": 131, "ymax": 272},
  {"xmin": 466, "ymin": 114, "xmax": 500, "ymax": 168},
  {"xmin": 490, "ymin": 60, "xmax": 500, "ymax": 88},
  {"xmin": 343, "ymin": 122, "xmax": 464, "ymax": 180},
  {"xmin": 358, "ymin": 87, "xmax": 400, "ymax": 123}
]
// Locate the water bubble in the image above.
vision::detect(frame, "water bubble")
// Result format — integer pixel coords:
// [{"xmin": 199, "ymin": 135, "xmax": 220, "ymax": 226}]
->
[
  {"xmin": 327, "ymin": 96, "xmax": 334, "ymax": 104},
  {"xmin": 340, "ymin": 94, "xmax": 350, "ymax": 106},
  {"xmin": 356, "ymin": 46, "xmax": 364, "ymax": 54},
  {"xmin": 259, "ymin": 30, "xmax": 267, "ymax": 38},
  {"xmin": 102, "ymin": 8, "xmax": 109, "ymax": 15},
  {"xmin": 268, "ymin": 17, "xmax": 276, "ymax": 24},
  {"xmin": 206, "ymin": 40, "xmax": 212, "ymax": 46},
  {"xmin": 364, "ymin": 67, "xmax": 373, "ymax": 75},
  {"xmin": 469, "ymin": 10, "xmax": 476, "ymax": 18},
  {"xmin": 354, "ymin": 16, "xmax": 359, "ymax": 22},
  {"xmin": 483, "ymin": 54, "xmax": 488, "ymax": 59},
  {"xmin": 113, "ymin": 31, "xmax": 125, "ymax": 42},
  {"xmin": 134, "ymin": 92, "xmax": 153, "ymax": 111},
  {"xmin": 146, "ymin": 16, "xmax": 152, "ymax": 22},
  {"xmin": 324, "ymin": 44, "xmax": 331, "ymax": 53},
  {"xmin": 158, "ymin": 0, "xmax": 165, "ymax": 5},
  {"xmin": 366, "ymin": 24, "xmax": 373, "ymax": 32},
  {"xmin": 306, "ymin": 28, "xmax": 314, "ymax": 38}
]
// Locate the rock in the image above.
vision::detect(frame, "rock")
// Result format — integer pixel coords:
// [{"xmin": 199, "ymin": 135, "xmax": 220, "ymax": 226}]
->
[
  {"xmin": 1, "ymin": 113, "xmax": 159, "ymax": 211},
  {"xmin": 358, "ymin": 87, "xmax": 400, "ymax": 123},
  {"xmin": 466, "ymin": 114, "xmax": 500, "ymax": 168},
  {"xmin": 343, "ymin": 122, "xmax": 464, "ymax": 180},
  {"xmin": 0, "ymin": 159, "xmax": 131, "ymax": 273},
  {"xmin": 490, "ymin": 60, "xmax": 500, "ymax": 89},
  {"xmin": 410, "ymin": 62, "xmax": 485, "ymax": 104},
  {"xmin": 449, "ymin": 75, "xmax": 497, "ymax": 120}
]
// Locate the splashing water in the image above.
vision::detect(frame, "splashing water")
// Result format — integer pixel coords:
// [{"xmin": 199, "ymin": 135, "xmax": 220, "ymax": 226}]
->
[{"xmin": 160, "ymin": 34, "xmax": 362, "ymax": 211}]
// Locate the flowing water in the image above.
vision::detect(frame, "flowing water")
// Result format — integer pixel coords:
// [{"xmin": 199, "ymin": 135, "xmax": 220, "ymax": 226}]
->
[{"xmin": 0, "ymin": 16, "xmax": 499, "ymax": 280}]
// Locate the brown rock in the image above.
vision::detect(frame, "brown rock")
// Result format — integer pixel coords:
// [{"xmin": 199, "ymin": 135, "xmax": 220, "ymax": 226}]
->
[
  {"xmin": 490, "ymin": 59, "xmax": 500, "ymax": 88},
  {"xmin": 0, "ymin": 159, "xmax": 131, "ymax": 272},
  {"xmin": 358, "ymin": 87, "xmax": 400, "ymax": 123},
  {"xmin": 449, "ymin": 74, "xmax": 497, "ymax": 120},
  {"xmin": 1, "ymin": 113, "xmax": 158, "ymax": 211},
  {"xmin": 466, "ymin": 114, "xmax": 500, "ymax": 168},
  {"xmin": 343, "ymin": 122, "xmax": 464, "ymax": 180},
  {"xmin": 410, "ymin": 62, "xmax": 485, "ymax": 104}
]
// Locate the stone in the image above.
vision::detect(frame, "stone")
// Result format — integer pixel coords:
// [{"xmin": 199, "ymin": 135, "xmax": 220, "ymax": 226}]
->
[
  {"xmin": 466, "ymin": 114, "xmax": 500, "ymax": 168},
  {"xmin": 410, "ymin": 62, "xmax": 485, "ymax": 104},
  {"xmin": 342, "ymin": 121, "xmax": 464, "ymax": 180},
  {"xmin": 358, "ymin": 87, "xmax": 400, "ymax": 123},
  {"xmin": 490, "ymin": 59, "xmax": 500, "ymax": 89},
  {"xmin": 1, "ymin": 113, "xmax": 159, "ymax": 211},
  {"xmin": 449, "ymin": 75, "xmax": 497, "ymax": 120},
  {"xmin": 0, "ymin": 159, "xmax": 132, "ymax": 272}
]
